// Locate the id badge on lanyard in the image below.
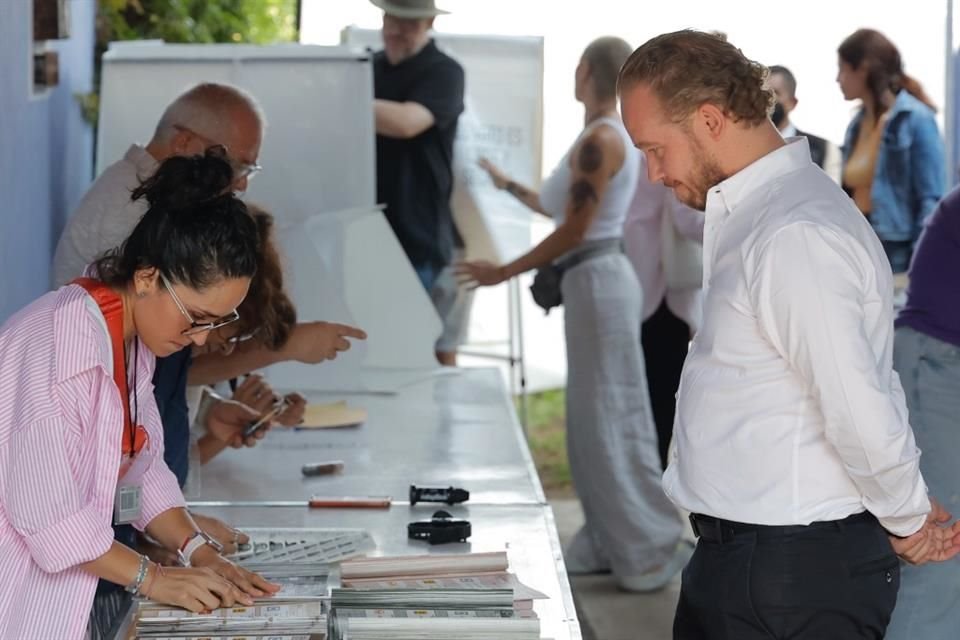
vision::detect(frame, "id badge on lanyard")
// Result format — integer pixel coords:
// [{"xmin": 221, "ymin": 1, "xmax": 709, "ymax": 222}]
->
[{"xmin": 115, "ymin": 426, "xmax": 150, "ymax": 525}]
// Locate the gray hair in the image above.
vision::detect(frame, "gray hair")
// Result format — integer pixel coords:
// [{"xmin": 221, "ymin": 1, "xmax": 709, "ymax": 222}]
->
[{"xmin": 153, "ymin": 82, "xmax": 266, "ymax": 144}]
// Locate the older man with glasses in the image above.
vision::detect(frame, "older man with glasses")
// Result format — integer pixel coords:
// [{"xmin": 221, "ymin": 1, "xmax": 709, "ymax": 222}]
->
[{"xmin": 54, "ymin": 84, "xmax": 265, "ymax": 284}]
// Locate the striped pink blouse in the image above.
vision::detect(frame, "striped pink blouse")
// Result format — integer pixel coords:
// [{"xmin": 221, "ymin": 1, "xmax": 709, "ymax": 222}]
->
[{"xmin": 0, "ymin": 284, "xmax": 185, "ymax": 639}]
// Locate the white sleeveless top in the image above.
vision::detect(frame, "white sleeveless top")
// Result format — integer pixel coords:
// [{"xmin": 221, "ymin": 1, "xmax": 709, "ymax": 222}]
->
[{"xmin": 539, "ymin": 115, "xmax": 640, "ymax": 243}]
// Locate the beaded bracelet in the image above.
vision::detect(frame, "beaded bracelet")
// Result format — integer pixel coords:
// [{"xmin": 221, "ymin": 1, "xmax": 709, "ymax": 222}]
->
[
  {"xmin": 139, "ymin": 561, "xmax": 159, "ymax": 599},
  {"xmin": 125, "ymin": 554, "xmax": 150, "ymax": 595}
]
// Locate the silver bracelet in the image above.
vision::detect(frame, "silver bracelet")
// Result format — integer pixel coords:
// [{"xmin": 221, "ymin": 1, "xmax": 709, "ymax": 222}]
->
[{"xmin": 125, "ymin": 554, "xmax": 150, "ymax": 595}]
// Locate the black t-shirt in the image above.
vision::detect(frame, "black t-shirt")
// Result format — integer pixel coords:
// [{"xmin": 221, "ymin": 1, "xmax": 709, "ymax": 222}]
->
[{"xmin": 374, "ymin": 40, "xmax": 465, "ymax": 272}]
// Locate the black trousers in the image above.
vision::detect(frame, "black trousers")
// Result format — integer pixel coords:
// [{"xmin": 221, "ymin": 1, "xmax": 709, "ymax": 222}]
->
[
  {"xmin": 641, "ymin": 300, "xmax": 690, "ymax": 469},
  {"xmin": 674, "ymin": 512, "xmax": 900, "ymax": 640}
]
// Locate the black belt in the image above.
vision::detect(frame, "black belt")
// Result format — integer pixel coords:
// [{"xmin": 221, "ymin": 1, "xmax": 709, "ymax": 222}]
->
[{"xmin": 689, "ymin": 511, "xmax": 876, "ymax": 544}]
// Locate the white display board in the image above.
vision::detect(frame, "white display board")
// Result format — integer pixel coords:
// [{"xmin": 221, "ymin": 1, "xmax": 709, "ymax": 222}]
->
[
  {"xmin": 97, "ymin": 42, "xmax": 377, "ymax": 220},
  {"xmin": 265, "ymin": 206, "xmax": 443, "ymax": 393},
  {"xmin": 98, "ymin": 42, "xmax": 446, "ymax": 391},
  {"xmin": 342, "ymin": 27, "xmax": 544, "ymax": 264}
]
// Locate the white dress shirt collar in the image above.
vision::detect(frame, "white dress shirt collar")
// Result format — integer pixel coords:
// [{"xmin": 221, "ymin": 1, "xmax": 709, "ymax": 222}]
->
[{"xmin": 707, "ymin": 137, "xmax": 812, "ymax": 216}]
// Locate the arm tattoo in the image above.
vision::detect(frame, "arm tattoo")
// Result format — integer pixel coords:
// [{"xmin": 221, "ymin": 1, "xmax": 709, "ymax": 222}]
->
[
  {"xmin": 506, "ymin": 181, "xmax": 531, "ymax": 199},
  {"xmin": 569, "ymin": 179, "xmax": 598, "ymax": 215},
  {"xmin": 577, "ymin": 140, "xmax": 603, "ymax": 173}
]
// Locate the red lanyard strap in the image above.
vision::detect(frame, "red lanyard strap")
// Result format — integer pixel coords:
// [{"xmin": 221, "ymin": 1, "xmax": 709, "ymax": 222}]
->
[{"xmin": 71, "ymin": 277, "xmax": 139, "ymax": 457}]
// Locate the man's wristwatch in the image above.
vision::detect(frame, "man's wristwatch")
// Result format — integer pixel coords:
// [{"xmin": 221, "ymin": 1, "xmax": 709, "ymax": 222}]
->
[{"xmin": 177, "ymin": 530, "xmax": 223, "ymax": 567}]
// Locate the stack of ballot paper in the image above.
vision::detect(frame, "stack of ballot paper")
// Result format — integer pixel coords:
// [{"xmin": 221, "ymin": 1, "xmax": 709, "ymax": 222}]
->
[
  {"xmin": 331, "ymin": 587, "xmax": 514, "ymax": 610},
  {"xmin": 339, "ymin": 551, "xmax": 547, "ymax": 611},
  {"xmin": 327, "ymin": 614, "xmax": 541, "ymax": 640},
  {"xmin": 327, "ymin": 587, "xmax": 540, "ymax": 639},
  {"xmin": 132, "ymin": 596, "xmax": 326, "ymax": 639},
  {"xmin": 340, "ymin": 551, "xmax": 508, "ymax": 579},
  {"xmin": 234, "ymin": 563, "xmax": 332, "ymax": 597},
  {"xmin": 332, "ymin": 607, "xmax": 532, "ymax": 620}
]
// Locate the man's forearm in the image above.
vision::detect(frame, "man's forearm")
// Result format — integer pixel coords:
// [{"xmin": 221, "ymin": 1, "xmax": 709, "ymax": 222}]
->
[
  {"xmin": 188, "ymin": 345, "xmax": 284, "ymax": 386},
  {"xmin": 374, "ymin": 99, "xmax": 433, "ymax": 139}
]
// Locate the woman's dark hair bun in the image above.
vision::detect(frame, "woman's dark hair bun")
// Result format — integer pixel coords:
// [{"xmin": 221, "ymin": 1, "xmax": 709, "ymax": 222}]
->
[
  {"xmin": 93, "ymin": 146, "xmax": 258, "ymax": 291},
  {"xmin": 131, "ymin": 145, "xmax": 233, "ymax": 209}
]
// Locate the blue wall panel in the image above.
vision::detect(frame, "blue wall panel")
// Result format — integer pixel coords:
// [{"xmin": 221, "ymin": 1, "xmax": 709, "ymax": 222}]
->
[{"xmin": 0, "ymin": 0, "xmax": 95, "ymax": 322}]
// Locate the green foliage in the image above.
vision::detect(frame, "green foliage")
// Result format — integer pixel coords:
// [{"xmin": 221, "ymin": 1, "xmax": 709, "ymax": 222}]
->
[
  {"xmin": 97, "ymin": 0, "xmax": 298, "ymax": 46},
  {"xmin": 518, "ymin": 389, "xmax": 572, "ymax": 494},
  {"xmin": 76, "ymin": 0, "xmax": 298, "ymax": 126},
  {"xmin": 73, "ymin": 91, "xmax": 100, "ymax": 127}
]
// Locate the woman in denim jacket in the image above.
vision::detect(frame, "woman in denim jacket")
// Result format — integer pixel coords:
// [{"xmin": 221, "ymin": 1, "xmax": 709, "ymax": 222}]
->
[{"xmin": 838, "ymin": 28, "xmax": 944, "ymax": 273}]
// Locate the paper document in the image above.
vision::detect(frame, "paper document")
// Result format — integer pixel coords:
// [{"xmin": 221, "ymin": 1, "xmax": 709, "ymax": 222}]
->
[
  {"xmin": 340, "ymin": 551, "xmax": 508, "ymax": 580},
  {"xmin": 298, "ymin": 401, "xmax": 367, "ymax": 429}
]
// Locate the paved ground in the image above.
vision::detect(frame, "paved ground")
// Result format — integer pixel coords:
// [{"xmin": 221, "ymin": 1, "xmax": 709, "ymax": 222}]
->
[{"xmin": 551, "ymin": 498, "xmax": 693, "ymax": 640}]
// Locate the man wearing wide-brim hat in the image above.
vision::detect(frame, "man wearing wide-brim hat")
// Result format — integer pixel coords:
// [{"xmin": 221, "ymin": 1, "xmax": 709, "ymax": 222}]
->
[{"xmin": 368, "ymin": 0, "xmax": 468, "ymax": 366}]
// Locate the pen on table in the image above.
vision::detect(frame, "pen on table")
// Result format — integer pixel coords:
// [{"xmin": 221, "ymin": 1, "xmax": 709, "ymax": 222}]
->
[
  {"xmin": 308, "ymin": 496, "xmax": 392, "ymax": 509},
  {"xmin": 301, "ymin": 461, "xmax": 345, "ymax": 477}
]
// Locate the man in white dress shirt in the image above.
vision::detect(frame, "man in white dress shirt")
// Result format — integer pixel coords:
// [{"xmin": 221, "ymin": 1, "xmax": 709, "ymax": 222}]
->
[{"xmin": 618, "ymin": 30, "xmax": 960, "ymax": 639}]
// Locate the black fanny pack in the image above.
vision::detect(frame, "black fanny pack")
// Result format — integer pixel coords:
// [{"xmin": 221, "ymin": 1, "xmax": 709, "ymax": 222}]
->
[{"xmin": 529, "ymin": 238, "xmax": 623, "ymax": 314}]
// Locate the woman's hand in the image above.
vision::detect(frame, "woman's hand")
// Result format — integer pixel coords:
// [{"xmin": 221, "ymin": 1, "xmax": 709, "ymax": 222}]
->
[
  {"xmin": 205, "ymin": 374, "xmax": 281, "ymax": 448},
  {"xmin": 190, "ymin": 545, "xmax": 281, "ymax": 600},
  {"xmin": 456, "ymin": 261, "xmax": 508, "ymax": 288},
  {"xmin": 275, "ymin": 393, "xmax": 307, "ymax": 427},
  {"xmin": 478, "ymin": 157, "xmax": 510, "ymax": 190},
  {"xmin": 142, "ymin": 564, "xmax": 251, "ymax": 613},
  {"xmin": 232, "ymin": 374, "xmax": 277, "ymax": 417},
  {"xmin": 191, "ymin": 512, "xmax": 250, "ymax": 556},
  {"xmin": 205, "ymin": 396, "xmax": 268, "ymax": 448}
]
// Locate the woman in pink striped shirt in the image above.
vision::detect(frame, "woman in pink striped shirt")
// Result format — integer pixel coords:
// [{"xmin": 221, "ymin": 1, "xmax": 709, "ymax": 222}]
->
[{"xmin": 0, "ymin": 148, "xmax": 279, "ymax": 639}]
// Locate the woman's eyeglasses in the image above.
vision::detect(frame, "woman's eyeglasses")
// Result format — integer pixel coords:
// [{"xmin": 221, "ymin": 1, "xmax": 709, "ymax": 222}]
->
[{"xmin": 160, "ymin": 273, "xmax": 240, "ymax": 336}]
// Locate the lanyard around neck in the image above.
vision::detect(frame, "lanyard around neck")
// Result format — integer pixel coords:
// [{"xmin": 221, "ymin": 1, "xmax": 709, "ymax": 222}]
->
[{"xmin": 71, "ymin": 278, "xmax": 140, "ymax": 458}]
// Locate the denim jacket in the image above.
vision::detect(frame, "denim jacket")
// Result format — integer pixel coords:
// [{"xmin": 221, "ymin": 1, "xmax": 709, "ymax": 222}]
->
[{"xmin": 842, "ymin": 90, "xmax": 945, "ymax": 244}]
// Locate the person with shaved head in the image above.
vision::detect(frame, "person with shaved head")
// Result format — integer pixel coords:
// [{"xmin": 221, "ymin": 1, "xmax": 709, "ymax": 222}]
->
[{"xmin": 53, "ymin": 82, "xmax": 265, "ymax": 286}]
